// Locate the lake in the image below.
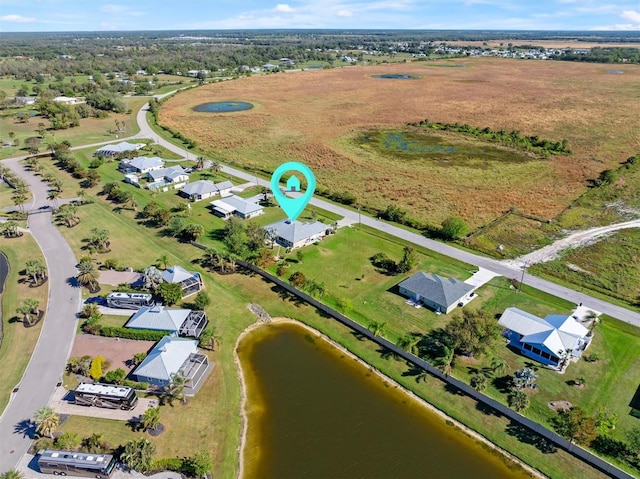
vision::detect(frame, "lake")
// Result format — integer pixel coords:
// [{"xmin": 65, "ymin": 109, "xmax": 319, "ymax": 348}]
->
[{"xmin": 239, "ymin": 322, "xmax": 533, "ymax": 479}]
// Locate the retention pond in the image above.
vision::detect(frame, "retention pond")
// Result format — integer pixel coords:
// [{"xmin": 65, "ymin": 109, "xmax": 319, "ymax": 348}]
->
[{"xmin": 239, "ymin": 322, "xmax": 534, "ymax": 479}]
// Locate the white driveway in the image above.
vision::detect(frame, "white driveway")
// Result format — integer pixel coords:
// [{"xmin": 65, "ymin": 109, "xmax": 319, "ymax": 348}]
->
[{"xmin": 464, "ymin": 267, "xmax": 500, "ymax": 288}]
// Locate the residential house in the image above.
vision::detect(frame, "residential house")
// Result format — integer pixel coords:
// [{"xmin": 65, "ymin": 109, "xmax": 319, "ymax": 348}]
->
[
  {"xmin": 210, "ymin": 195, "xmax": 264, "ymax": 220},
  {"xmin": 179, "ymin": 180, "xmax": 232, "ymax": 202},
  {"xmin": 12, "ymin": 96, "xmax": 36, "ymax": 106},
  {"xmin": 146, "ymin": 165, "xmax": 190, "ymax": 191},
  {"xmin": 498, "ymin": 307, "xmax": 592, "ymax": 369},
  {"xmin": 161, "ymin": 265, "xmax": 203, "ymax": 298},
  {"xmin": 125, "ymin": 304, "xmax": 207, "ymax": 338},
  {"xmin": 119, "ymin": 156, "xmax": 165, "ymax": 174},
  {"xmin": 132, "ymin": 336, "xmax": 209, "ymax": 389},
  {"xmin": 397, "ymin": 272, "xmax": 475, "ymax": 314},
  {"xmin": 52, "ymin": 96, "xmax": 80, "ymax": 104},
  {"xmin": 265, "ymin": 219, "xmax": 330, "ymax": 250},
  {"xmin": 94, "ymin": 141, "xmax": 145, "ymax": 158}
]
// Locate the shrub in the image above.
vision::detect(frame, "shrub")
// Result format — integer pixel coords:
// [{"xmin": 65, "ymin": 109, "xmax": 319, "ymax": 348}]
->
[
  {"xmin": 89, "ymin": 356, "xmax": 105, "ymax": 381},
  {"xmin": 99, "ymin": 327, "xmax": 169, "ymax": 341},
  {"xmin": 289, "ymin": 271, "xmax": 307, "ymax": 288},
  {"xmin": 54, "ymin": 432, "xmax": 81, "ymax": 450},
  {"xmin": 150, "ymin": 458, "xmax": 185, "ymax": 473},
  {"xmin": 103, "ymin": 368, "xmax": 126, "ymax": 384},
  {"xmin": 121, "ymin": 379, "xmax": 150, "ymax": 390}
]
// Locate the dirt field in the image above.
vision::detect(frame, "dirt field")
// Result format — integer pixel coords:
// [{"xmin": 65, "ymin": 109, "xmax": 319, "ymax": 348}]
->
[
  {"xmin": 160, "ymin": 58, "xmax": 640, "ymax": 227},
  {"xmin": 70, "ymin": 334, "xmax": 155, "ymax": 372}
]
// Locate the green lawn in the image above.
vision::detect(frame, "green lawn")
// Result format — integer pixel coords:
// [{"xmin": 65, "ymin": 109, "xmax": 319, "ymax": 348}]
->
[{"xmin": 0, "ymin": 233, "xmax": 48, "ymax": 413}]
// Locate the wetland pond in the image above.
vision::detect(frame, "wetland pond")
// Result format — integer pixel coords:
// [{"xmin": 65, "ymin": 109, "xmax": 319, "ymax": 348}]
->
[
  {"xmin": 193, "ymin": 101, "xmax": 253, "ymax": 112},
  {"xmin": 239, "ymin": 322, "xmax": 533, "ymax": 479}
]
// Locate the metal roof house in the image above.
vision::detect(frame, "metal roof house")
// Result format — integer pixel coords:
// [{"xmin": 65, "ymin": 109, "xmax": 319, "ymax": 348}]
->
[
  {"xmin": 210, "ymin": 195, "xmax": 264, "ymax": 220},
  {"xmin": 125, "ymin": 304, "xmax": 207, "ymax": 338},
  {"xmin": 132, "ymin": 336, "xmax": 209, "ymax": 389},
  {"xmin": 179, "ymin": 180, "xmax": 233, "ymax": 202},
  {"xmin": 119, "ymin": 156, "xmax": 165, "ymax": 174},
  {"xmin": 265, "ymin": 219, "xmax": 330, "ymax": 250},
  {"xmin": 161, "ymin": 265, "xmax": 203, "ymax": 298},
  {"xmin": 146, "ymin": 165, "xmax": 190, "ymax": 191},
  {"xmin": 498, "ymin": 307, "xmax": 591, "ymax": 369},
  {"xmin": 398, "ymin": 272, "xmax": 475, "ymax": 314},
  {"xmin": 94, "ymin": 141, "xmax": 145, "ymax": 157}
]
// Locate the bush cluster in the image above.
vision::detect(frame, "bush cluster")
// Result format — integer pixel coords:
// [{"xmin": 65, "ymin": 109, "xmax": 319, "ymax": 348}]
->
[{"xmin": 99, "ymin": 326, "xmax": 169, "ymax": 341}]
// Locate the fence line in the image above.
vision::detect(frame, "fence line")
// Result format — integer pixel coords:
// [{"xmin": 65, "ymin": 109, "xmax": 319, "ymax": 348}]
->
[{"xmin": 236, "ymin": 258, "xmax": 635, "ymax": 479}]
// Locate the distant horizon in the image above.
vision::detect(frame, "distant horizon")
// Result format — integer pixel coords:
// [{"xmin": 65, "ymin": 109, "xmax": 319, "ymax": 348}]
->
[{"xmin": 1, "ymin": 1, "xmax": 640, "ymax": 33}]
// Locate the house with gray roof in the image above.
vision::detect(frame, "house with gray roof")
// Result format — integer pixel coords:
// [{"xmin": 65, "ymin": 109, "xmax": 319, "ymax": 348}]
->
[
  {"xmin": 132, "ymin": 336, "xmax": 209, "ymax": 388},
  {"xmin": 210, "ymin": 195, "xmax": 264, "ymax": 220},
  {"xmin": 179, "ymin": 180, "xmax": 233, "ymax": 202},
  {"xmin": 146, "ymin": 165, "xmax": 190, "ymax": 190},
  {"xmin": 94, "ymin": 141, "xmax": 145, "ymax": 157},
  {"xmin": 265, "ymin": 219, "xmax": 330, "ymax": 250},
  {"xmin": 499, "ymin": 307, "xmax": 592, "ymax": 369},
  {"xmin": 161, "ymin": 265, "xmax": 203, "ymax": 298},
  {"xmin": 125, "ymin": 304, "xmax": 207, "ymax": 338},
  {"xmin": 398, "ymin": 272, "xmax": 475, "ymax": 314},
  {"xmin": 119, "ymin": 156, "xmax": 165, "ymax": 174}
]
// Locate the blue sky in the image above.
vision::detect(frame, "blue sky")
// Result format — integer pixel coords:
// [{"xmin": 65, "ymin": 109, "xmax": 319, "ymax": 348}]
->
[{"xmin": 1, "ymin": 1, "xmax": 640, "ymax": 32}]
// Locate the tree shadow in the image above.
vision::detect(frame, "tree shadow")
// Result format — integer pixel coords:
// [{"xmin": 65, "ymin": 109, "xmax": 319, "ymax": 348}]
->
[
  {"xmin": 14, "ymin": 418, "xmax": 36, "ymax": 439},
  {"xmin": 444, "ymin": 383, "xmax": 465, "ymax": 396},
  {"xmin": 505, "ymin": 421, "xmax": 558, "ymax": 454},
  {"xmin": 492, "ymin": 375, "xmax": 513, "ymax": 394},
  {"xmin": 475, "ymin": 401, "xmax": 501, "ymax": 417},
  {"xmin": 377, "ymin": 346, "xmax": 401, "ymax": 361},
  {"xmin": 351, "ymin": 330, "xmax": 367, "ymax": 341},
  {"xmin": 66, "ymin": 276, "xmax": 81, "ymax": 288}
]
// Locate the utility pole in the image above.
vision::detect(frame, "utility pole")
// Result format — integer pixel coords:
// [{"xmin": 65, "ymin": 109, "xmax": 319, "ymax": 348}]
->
[
  {"xmin": 518, "ymin": 261, "xmax": 528, "ymax": 293},
  {"xmin": 358, "ymin": 206, "xmax": 361, "ymax": 229}
]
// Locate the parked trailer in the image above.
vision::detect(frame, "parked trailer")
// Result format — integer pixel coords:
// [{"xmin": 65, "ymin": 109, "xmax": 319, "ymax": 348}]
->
[
  {"xmin": 38, "ymin": 449, "xmax": 116, "ymax": 478},
  {"xmin": 74, "ymin": 383, "xmax": 138, "ymax": 410},
  {"xmin": 105, "ymin": 291, "xmax": 153, "ymax": 310}
]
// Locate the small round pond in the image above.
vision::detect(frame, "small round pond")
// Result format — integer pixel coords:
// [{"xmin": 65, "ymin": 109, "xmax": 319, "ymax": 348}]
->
[
  {"xmin": 193, "ymin": 101, "xmax": 254, "ymax": 112},
  {"xmin": 372, "ymin": 73, "xmax": 420, "ymax": 80},
  {"xmin": 607, "ymin": 70, "xmax": 624, "ymax": 75}
]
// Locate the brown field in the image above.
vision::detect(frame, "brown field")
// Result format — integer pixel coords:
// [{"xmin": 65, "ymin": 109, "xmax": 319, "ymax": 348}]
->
[{"xmin": 159, "ymin": 58, "xmax": 640, "ymax": 228}]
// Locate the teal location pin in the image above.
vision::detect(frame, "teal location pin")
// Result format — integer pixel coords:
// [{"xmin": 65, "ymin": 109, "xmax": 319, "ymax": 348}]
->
[{"xmin": 270, "ymin": 161, "xmax": 316, "ymax": 221}]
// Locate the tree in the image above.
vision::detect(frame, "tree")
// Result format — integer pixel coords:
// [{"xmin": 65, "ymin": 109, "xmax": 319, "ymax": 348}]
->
[
  {"xmin": 490, "ymin": 357, "xmax": 507, "ymax": 376},
  {"xmin": 25, "ymin": 258, "xmax": 46, "ymax": 285},
  {"xmin": 88, "ymin": 227, "xmax": 110, "ymax": 252},
  {"xmin": 85, "ymin": 169, "xmax": 100, "ymax": 187},
  {"xmin": 17, "ymin": 298, "xmax": 40, "ymax": 325},
  {"xmin": 198, "ymin": 327, "xmax": 221, "ymax": 351},
  {"xmin": 25, "ymin": 136, "xmax": 41, "ymax": 154},
  {"xmin": 2, "ymin": 220, "xmax": 20, "ymax": 237},
  {"xmin": 396, "ymin": 246, "xmax": 417, "ymax": 273},
  {"xmin": 34, "ymin": 406, "xmax": 59, "ymax": 438},
  {"xmin": 56, "ymin": 203, "xmax": 80, "ymax": 227},
  {"xmin": 156, "ymin": 254, "xmax": 169, "ymax": 270},
  {"xmin": 121, "ymin": 438, "xmax": 156, "ymax": 473},
  {"xmin": 77, "ymin": 260, "xmax": 99, "ymax": 290},
  {"xmin": 47, "ymin": 189, "xmax": 61, "ymax": 207},
  {"xmin": 398, "ymin": 334, "xmax": 420, "ymax": 355},
  {"xmin": 507, "ymin": 390, "xmax": 530, "ymax": 413},
  {"xmin": 184, "ymin": 449, "xmax": 214, "ymax": 478},
  {"xmin": 369, "ymin": 320, "xmax": 387, "ymax": 337},
  {"xmin": 133, "ymin": 352, "xmax": 147, "ymax": 366},
  {"xmin": 166, "ymin": 372, "xmax": 186, "ymax": 404},
  {"xmin": 435, "ymin": 344, "xmax": 455, "ymax": 375},
  {"xmin": 157, "ymin": 282, "xmax": 183, "ymax": 306},
  {"xmin": 104, "ymin": 368, "xmax": 126, "ymax": 384},
  {"xmin": 627, "ymin": 427, "xmax": 640, "ymax": 456},
  {"xmin": 440, "ymin": 216, "xmax": 469, "ymax": 240},
  {"xmin": 11, "ymin": 193, "xmax": 27, "ymax": 213},
  {"xmin": 36, "ymin": 122, "xmax": 47, "ymax": 139},
  {"xmin": 81, "ymin": 302, "xmax": 101, "ymax": 320},
  {"xmin": 194, "ymin": 291, "xmax": 211, "ymax": 310},
  {"xmin": 246, "ymin": 221, "xmax": 266, "ymax": 252},
  {"xmin": 141, "ymin": 406, "xmax": 161, "ymax": 432},
  {"xmin": 513, "ymin": 367, "xmax": 538, "ymax": 390},
  {"xmin": 223, "ymin": 216, "xmax": 248, "ymax": 257},
  {"xmin": 183, "ymin": 223, "xmax": 205, "ymax": 241},
  {"xmin": 82, "ymin": 433, "xmax": 109, "ymax": 453},
  {"xmin": 552, "ymin": 407, "xmax": 597, "ymax": 445},
  {"xmin": 54, "ymin": 432, "xmax": 81, "ymax": 450},
  {"xmin": 289, "ymin": 271, "xmax": 307, "ymax": 288},
  {"xmin": 0, "ymin": 470, "xmax": 25, "ymax": 479},
  {"xmin": 444, "ymin": 311, "xmax": 501, "ymax": 356},
  {"xmin": 470, "ymin": 373, "xmax": 488, "ymax": 391}
]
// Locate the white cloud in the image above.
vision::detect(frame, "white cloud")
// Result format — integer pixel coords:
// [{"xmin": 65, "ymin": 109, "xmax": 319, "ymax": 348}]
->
[
  {"xmin": 0, "ymin": 14, "xmax": 36, "ymax": 23},
  {"xmin": 100, "ymin": 4, "xmax": 143, "ymax": 16},
  {"xmin": 99, "ymin": 22, "xmax": 119, "ymax": 30},
  {"xmin": 273, "ymin": 4, "xmax": 296, "ymax": 13},
  {"xmin": 621, "ymin": 10, "xmax": 640, "ymax": 23},
  {"xmin": 337, "ymin": 10, "xmax": 353, "ymax": 17}
]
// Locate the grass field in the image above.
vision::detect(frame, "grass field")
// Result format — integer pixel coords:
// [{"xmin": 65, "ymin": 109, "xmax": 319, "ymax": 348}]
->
[
  {"xmin": 159, "ymin": 58, "xmax": 640, "ymax": 232},
  {"xmin": 0, "ymin": 233, "xmax": 48, "ymax": 413}
]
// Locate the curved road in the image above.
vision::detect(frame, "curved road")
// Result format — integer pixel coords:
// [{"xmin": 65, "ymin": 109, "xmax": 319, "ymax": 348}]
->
[
  {"xmin": 134, "ymin": 101, "xmax": 640, "ymax": 326},
  {"xmin": 0, "ymin": 157, "xmax": 81, "ymax": 470}
]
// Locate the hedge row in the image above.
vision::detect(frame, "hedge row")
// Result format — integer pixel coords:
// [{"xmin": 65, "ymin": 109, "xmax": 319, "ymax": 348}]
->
[{"xmin": 98, "ymin": 326, "xmax": 170, "ymax": 341}]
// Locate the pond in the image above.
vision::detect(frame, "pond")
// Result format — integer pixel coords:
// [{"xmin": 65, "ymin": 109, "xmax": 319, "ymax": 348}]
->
[
  {"xmin": 607, "ymin": 70, "xmax": 624, "ymax": 75},
  {"xmin": 239, "ymin": 322, "xmax": 532, "ymax": 479},
  {"xmin": 372, "ymin": 73, "xmax": 420, "ymax": 79},
  {"xmin": 193, "ymin": 101, "xmax": 253, "ymax": 112}
]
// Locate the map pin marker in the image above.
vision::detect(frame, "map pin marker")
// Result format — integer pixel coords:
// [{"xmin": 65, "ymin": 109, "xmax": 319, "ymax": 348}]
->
[{"xmin": 270, "ymin": 161, "xmax": 316, "ymax": 222}]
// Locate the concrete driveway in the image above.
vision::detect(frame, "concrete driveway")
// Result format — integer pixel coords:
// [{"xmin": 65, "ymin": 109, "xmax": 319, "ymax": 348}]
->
[{"xmin": 49, "ymin": 387, "xmax": 157, "ymax": 421}]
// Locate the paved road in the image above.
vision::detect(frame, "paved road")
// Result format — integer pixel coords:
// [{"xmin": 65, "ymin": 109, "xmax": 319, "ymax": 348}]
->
[
  {"xmin": 135, "ymin": 100, "xmax": 640, "ymax": 326},
  {"xmin": 0, "ymin": 158, "xmax": 81, "ymax": 471}
]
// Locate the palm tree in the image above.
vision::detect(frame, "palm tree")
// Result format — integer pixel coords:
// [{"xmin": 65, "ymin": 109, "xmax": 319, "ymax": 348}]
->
[
  {"xmin": 209, "ymin": 161, "xmax": 221, "ymax": 175},
  {"xmin": 195, "ymin": 156, "xmax": 205, "ymax": 170},
  {"xmin": 156, "ymin": 254, "xmax": 169, "ymax": 270},
  {"xmin": 435, "ymin": 344, "xmax": 455, "ymax": 376},
  {"xmin": 76, "ymin": 189, "xmax": 86, "ymax": 204},
  {"xmin": 491, "ymin": 357, "xmax": 507, "ymax": 376},
  {"xmin": 141, "ymin": 406, "xmax": 161, "ymax": 432},
  {"xmin": 166, "ymin": 372, "xmax": 186, "ymax": 404},
  {"xmin": 3, "ymin": 221, "xmax": 19, "ymax": 238},
  {"xmin": 198, "ymin": 327, "xmax": 221, "ymax": 351},
  {"xmin": 47, "ymin": 189, "xmax": 61, "ymax": 208},
  {"xmin": 0, "ymin": 469, "xmax": 25, "ymax": 479},
  {"xmin": 368, "ymin": 320, "xmax": 387, "ymax": 337},
  {"xmin": 82, "ymin": 432, "xmax": 107, "ymax": 453},
  {"xmin": 81, "ymin": 302, "xmax": 101, "ymax": 320},
  {"xmin": 121, "ymin": 438, "xmax": 156, "ymax": 473},
  {"xmin": 398, "ymin": 334, "xmax": 420, "ymax": 355},
  {"xmin": 77, "ymin": 261, "xmax": 99, "ymax": 290},
  {"xmin": 12, "ymin": 193, "xmax": 27, "ymax": 213},
  {"xmin": 17, "ymin": 299, "xmax": 40, "ymax": 325},
  {"xmin": 25, "ymin": 258, "xmax": 46, "ymax": 285},
  {"xmin": 33, "ymin": 406, "xmax": 59, "ymax": 438}
]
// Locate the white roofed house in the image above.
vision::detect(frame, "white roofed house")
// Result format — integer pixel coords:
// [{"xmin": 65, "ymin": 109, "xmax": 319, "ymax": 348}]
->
[
  {"xmin": 162, "ymin": 265, "xmax": 203, "ymax": 298},
  {"xmin": 498, "ymin": 307, "xmax": 593, "ymax": 370},
  {"xmin": 119, "ymin": 156, "xmax": 165, "ymax": 174},
  {"xmin": 125, "ymin": 304, "xmax": 207, "ymax": 338},
  {"xmin": 264, "ymin": 219, "xmax": 330, "ymax": 250},
  {"xmin": 397, "ymin": 272, "xmax": 475, "ymax": 314},
  {"xmin": 132, "ymin": 336, "xmax": 209, "ymax": 390},
  {"xmin": 210, "ymin": 195, "xmax": 264, "ymax": 220},
  {"xmin": 179, "ymin": 180, "xmax": 233, "ymax": 202},
  {"xmin": 94, "ymin": 141, "xmax": 145, "ymax": 157},
  {"xmin": 146, "ymin": 165, "xmax": 190, "ymax": 191}
]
